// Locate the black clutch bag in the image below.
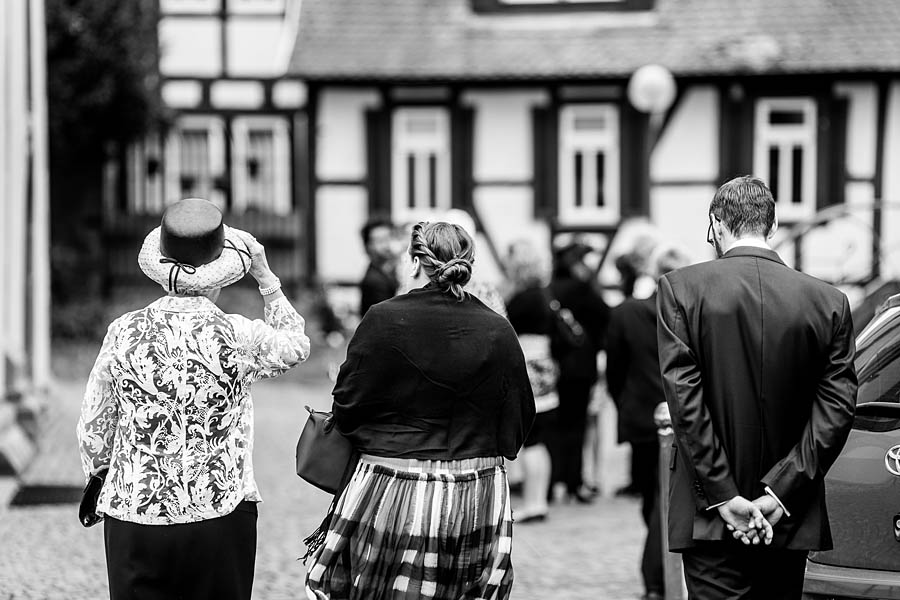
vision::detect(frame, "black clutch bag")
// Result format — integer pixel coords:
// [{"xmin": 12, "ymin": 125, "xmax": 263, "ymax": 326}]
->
[
  {"xmin": 79, "ymin": 468, "xmax": 108, "ymax": 528},
  {"xmin": 296, "ymin": 406, "xmax": 354, "ymax": 495}
]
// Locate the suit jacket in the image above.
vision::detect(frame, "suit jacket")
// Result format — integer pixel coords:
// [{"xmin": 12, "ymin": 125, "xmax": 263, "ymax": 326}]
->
[
  {"xmin": 359, "ymin": 262, "xmax": 398, "ymax": 316},
  {"xmin": 333, "ymin": 284, "xmax": 536, "ymax": 461},
  {"xmin": 607, "ymin": 294, "xmax": 663, "ymax": 444},
  {"xmin": 656, "ymin": 246, "xmax": 857, "ymax": 551}
]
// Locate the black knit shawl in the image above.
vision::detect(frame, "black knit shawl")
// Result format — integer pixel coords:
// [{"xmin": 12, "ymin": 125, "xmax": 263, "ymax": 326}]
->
[{"xmin": 332, "ymin": 284, "xmax": 535, "ymax": 460}]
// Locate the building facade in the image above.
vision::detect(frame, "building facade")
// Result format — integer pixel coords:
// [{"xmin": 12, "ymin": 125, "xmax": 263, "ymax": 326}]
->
[
  {"xmin": 0, "ymin": 0, "xmax": 52, "ymax": 474},
  {"xmin": 290, "ymin": 0, "xmax": 900, "ymax": 304},
  {"xmin": 105, "ymin": 0, "xmax": 308, "ymax": 286}
]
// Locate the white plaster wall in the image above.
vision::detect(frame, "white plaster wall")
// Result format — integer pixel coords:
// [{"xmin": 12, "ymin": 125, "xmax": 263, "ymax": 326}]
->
[
  {"xmin": 316, "ymin": 185, "xmax": 369, "ymax": 281},
  {"xmin": 835, "ymin": 82, "xmax": 878, "ymax": 180},
  {"xmin": 159, "ymin": 17, "xmax": 221, "ymax": 77},
  {"xmin": 882, "ymin": 82, "xmax": 900, "ymax": 280},
  {"xmin": 316, "ymin": 88, "xmax": 380, "ymax": 181},
  {"xmin": 463, "ymin": 90, "xmax": 547, "ymax": 182},
  {"xmin": 651, "ymin": 86, "xmax": 719, "ymax": 183},
  {"xmin": 649, "ymin": 185, "xmax": 718, "ymax": 264},
  {"xmin": 472, "ymin": 185, "xmax": 550, "ymax": 284},
  {"xmin": 226, "ymin": 18, "xmax": 284, "ymax": 77}
]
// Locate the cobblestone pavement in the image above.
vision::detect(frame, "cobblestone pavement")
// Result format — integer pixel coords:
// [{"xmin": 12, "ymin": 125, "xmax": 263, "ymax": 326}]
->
[{"xmin": 0, "ymin": 373, "xmax": 648, "ymax": 600}]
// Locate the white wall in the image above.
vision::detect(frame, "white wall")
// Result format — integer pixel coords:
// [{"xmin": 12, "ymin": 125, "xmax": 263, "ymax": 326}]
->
[
  {"xmin": 836, "ymin": 82, "xmax": 878, "ymax": 180},
  {"xmin": 652, "ymin": 86, "xmax": 719, "ymax": 183},
  {"xmin": 316, "ymin": 88, "xmax": 380, "ymax": 181},
  {"xmin": 649, "ymin": 185, "xmax": 717, "ymax": 264},
  {"xmin": 316, "ymin": 185, "xmax": 369, "ymax": 282},
  {"xmin": 159, "ymin": 17, "xmax": 222, "ymax": 77},
  {"xmin": 881, "ymin": 82, "xmax": 900, "ymax": 280},
  {"xmin": 226, "ymin": 18, "xmax": 284, "ymax": 77},
  {"xmin": 464, "ymin": 90, "xmax": 547, "ymax": 182},
  {"xmin": 473, "ymin": 186, "xmax": 550, "ymax": 283}
]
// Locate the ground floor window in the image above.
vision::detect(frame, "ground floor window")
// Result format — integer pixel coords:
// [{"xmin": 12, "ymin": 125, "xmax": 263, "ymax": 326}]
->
[
  {"xmin": 120, "ymin": 113, "xmax": 294, "ymax": 215},
  {"xmin": 753, "ymin": 97, "xmax": 817, "ymax": 221},
  {"xmin": 391, "ymin": 107, "xmax": 451, "ymax": 222},
  {"xmin": 558, "ymin": 103, "xmax": 621, "ymax": 226}
]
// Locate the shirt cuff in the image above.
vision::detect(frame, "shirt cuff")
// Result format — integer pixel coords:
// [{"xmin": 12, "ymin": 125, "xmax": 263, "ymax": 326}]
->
[
  {"xmin": 705, "ymin": 499, "xmax": 729, "ymax": 511},
  {"xmin": 764, "ymin": 486, "xmax": 791, "ymax": 517}
]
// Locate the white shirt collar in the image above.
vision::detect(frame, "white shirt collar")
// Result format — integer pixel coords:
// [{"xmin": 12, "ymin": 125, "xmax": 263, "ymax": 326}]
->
[{"xmin": 725, "ymin": 237, "xmax": 771, "ymax": 253}]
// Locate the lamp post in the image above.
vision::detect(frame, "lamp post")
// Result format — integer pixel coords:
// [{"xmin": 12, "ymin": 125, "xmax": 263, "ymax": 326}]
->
[{"xmin": 627, "ymin": 64, "xmax": 676, "ymax": 216}]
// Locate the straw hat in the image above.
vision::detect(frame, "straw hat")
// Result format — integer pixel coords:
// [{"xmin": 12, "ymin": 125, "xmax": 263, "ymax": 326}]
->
[{"xmin": 138, "ymin": 198, "xmax": 252, "ymax": 294}]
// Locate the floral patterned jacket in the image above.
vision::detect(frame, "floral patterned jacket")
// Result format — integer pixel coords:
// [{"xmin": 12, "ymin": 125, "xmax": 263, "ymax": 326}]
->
[{"xmin": 77, "ymin": 295, "xmax": 310, "ymax": 525}]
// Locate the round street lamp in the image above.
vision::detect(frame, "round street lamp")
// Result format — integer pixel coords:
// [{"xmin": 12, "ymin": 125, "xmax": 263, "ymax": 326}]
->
[{"xmin": 627, "ymin": 63, "xmax": 677, "ymax": 115}]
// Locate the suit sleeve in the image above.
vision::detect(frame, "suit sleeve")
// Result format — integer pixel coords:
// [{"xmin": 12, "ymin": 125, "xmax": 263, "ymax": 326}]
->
[
  {"xmin": 657, "ymin": 275, "xmax": 739, "ymax": 509},
  {"xmin": 761, "ymin": 294, "xmax": 858, "ymax": 511},
  {"xmin": 605, "ymin": 307, "xmax": 627, "ymax": 406}
]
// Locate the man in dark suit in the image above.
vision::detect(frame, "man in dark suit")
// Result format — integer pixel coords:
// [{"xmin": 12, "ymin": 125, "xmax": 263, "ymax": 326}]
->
[
  {"xmin": 359, "ymin": 217, "xmax": 399, "ymax": 317},
  {"xmin": 608, "ymin": 246, "xmax": 690, "ymax": 600},
  {"xmin": 656, "ymin": 176, "xmax": 857, "ymax": 599}
]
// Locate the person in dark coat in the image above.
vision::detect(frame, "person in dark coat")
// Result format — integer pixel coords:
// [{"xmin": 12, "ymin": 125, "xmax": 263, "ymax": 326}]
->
[
  {"xmin": 548, "ymin": 241, "xmax": 610, "ymax": 503},
  {"xmin": 306, "ymin": 221, "xmax": 535, "ymax": 600},
  {"xmin": 607, "ymin": 245, "xmax": 690, "ymax": 600},
  {"xmin": 358, "ymin": 216, "xmax": 399, "ymax": 316},
  {"xmin": 657, "ymin": 176, "xmax": 858, "ymax": 599}
]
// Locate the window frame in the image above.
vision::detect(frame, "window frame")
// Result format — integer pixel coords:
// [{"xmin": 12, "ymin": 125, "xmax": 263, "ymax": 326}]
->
[
  {"xmin": 471, "ymin": 0, "xmax": 653, "ymax": 13},
  {"xmin": 230, "ymin": 115, "xmax": 292, "ymax": 215},
  {"xmin": 753, "ymin": 97, "xmax": 817, "ymax": 222},
  {"xmin": 557, "ymin": 103, "xmax": 621, "ymax": 226},
  {"xmin": 160, "ymin": 0, "xmax": 220, "ymax": 14},
  {"xmin": 165, "ymin": 114, "xmax": 228, "ymax": 210},
  {"xmin": 390, "ymin": 106, "xmax": 452, "ymax": 222}
]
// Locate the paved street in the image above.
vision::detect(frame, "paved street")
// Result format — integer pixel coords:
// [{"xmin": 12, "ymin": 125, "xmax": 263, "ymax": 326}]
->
[{"xmin": 0, "ymin": 368, "xmax": 647, "ymax": 600}]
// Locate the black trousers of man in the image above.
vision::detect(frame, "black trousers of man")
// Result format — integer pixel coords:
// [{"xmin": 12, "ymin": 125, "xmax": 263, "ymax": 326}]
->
[{"xmin": 681, "ymin": 541, "xmax": 807, "ymax": 600}]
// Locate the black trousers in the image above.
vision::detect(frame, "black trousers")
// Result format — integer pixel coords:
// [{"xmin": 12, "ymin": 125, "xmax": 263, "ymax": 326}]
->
[
  {"xmin": 681, "ymin": 542, "xmax": 807, "ymax": 600},
  {"xmin": 553, "ymin": 379, "xmax": 593, "ymax": 494},
  {"xmin": 632, "ymin": 439, "xmax": 663, "ymax": 595},
  {"xmin": 104, "ymin": 501, "xmax": 258, "ymax": 600}
]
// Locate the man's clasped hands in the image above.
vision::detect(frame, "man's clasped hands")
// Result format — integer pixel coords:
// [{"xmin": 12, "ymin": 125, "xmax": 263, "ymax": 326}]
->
[{"xmin": 717, "ymin": 494, "xmax": 785, "ymax": 545}]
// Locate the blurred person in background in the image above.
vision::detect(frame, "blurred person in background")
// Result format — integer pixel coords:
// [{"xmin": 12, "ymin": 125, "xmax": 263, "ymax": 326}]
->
[
  {"xmin": 305, "ymin": 221, "xmax": 535, "ymax": 600},
  {"xmin": 505, "ymin": 238, "xmax": 558, "ymax": 522},
  {"xmin": 359, "ymin": 216, "xmax": 400, "ymax": 317},
  {"xmin": 548, "ymin": 240, "xmax": 610, "ymax": 503},
  {"xmin": 607, "ymin": 244, "xmax": 691, "ymax": 600},
  {"xmin": 610, "ymin": 233, "xmax": 659, "ymax": 498},
  {"xmin": 77, "ymin": 198, "xmax": 311, "ymax": 600}
]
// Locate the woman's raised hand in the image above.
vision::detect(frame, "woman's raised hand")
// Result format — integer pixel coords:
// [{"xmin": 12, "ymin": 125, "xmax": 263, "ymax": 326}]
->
[{"xmin": 235, "ymin": 230, "xmax": 278, "ymax": 288}]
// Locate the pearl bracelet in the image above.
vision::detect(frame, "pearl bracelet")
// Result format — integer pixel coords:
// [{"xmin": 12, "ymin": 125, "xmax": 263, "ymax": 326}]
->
[{"xmin": 258, "ymin": 278, "xmax": 282, "ymax": 296}]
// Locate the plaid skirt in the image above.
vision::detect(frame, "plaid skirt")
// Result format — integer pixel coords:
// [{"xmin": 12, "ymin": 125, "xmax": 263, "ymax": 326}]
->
[{"xmin": 305, "ymin": 455, "xmax": 514, "ymax": 600}]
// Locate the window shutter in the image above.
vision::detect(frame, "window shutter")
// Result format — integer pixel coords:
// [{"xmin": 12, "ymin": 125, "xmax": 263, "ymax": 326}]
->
[
  {"xmin": 365, "ymin": 108, "xmax": 391, "ymax": 214},
  {"xmin": 619, "ymin": 104, "xmax": 647, "ymax": 218},
  {"xmin": 719, "ymin": 88, "xmax": 754, "ymax": 182},
  {"xmin": 532, "ymin": 106, "xmax": 558, "ymax": 219},
  {"xmin": 451, "ymin": 106, "xmax": 475, "ymax": 210},
  {"xmin": 818, "ymin": 97, "xmax": 847, "ymax": 209}
]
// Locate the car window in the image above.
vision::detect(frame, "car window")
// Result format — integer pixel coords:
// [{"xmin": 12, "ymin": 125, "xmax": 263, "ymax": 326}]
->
[{"xmin": 856, "ymin": 311, "xmax": 900, "ymax": 405}]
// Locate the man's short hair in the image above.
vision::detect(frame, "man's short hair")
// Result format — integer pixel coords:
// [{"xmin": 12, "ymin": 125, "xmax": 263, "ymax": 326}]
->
[
  {"xmin": 709, "ymin": 176, "xmax": 776, "ymax": 238},
  {"xmin": 360, "ymin": 216, "xmax": 393, "ymax": 247}
]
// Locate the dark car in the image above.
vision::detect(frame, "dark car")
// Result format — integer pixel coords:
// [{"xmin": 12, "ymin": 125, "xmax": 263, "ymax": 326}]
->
[{"xmin": 803, "ymin": 295, "xmax": 900, "ymax": 599}]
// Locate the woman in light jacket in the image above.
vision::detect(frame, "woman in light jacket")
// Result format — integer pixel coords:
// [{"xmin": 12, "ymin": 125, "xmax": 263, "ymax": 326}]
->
[
  {"xmin": 77, "ymin": 198, "xmax": 310, "ymax": 600},
  {"xmin": 305, "ymin": 221, "xmax": 535, "ymax": 600}
]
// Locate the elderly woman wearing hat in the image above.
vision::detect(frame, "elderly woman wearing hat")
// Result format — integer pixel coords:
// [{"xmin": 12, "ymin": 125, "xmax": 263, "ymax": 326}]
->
[{"xmin": 77, "ymin": 198, "xmax": 310, "ymax": 600}]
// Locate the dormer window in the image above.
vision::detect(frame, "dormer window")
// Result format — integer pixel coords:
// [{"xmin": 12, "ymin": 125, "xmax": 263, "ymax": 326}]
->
[{"xmin": 472, "ymin": 0, "xmax": 654, "ymax": 13}]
